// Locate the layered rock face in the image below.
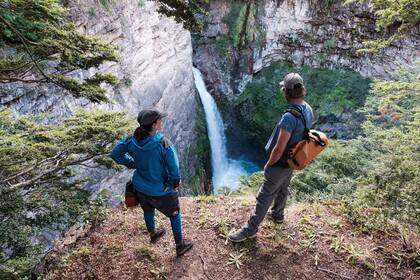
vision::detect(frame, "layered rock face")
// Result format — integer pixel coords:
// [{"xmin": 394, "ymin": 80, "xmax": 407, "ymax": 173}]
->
[
  {"xmin": 257, "ymin": 0, "xmax": 419, "ymax": 78},
  {"xmin": 0, "ymin": 0, "xmax": 198, "ymax": 197},
  {"xmin": 194, "ymin": 0, "xmax": 420, "ymax": 95}
]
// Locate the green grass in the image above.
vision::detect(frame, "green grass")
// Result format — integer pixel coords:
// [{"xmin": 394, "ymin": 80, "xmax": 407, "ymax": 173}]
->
[
  {"xmin": 150, "ymin": 265, "xmax": 167, "ymax": 279},
  {"xmin": 135, "ymin": 245, "xmax": 156, "ymax": 261}
]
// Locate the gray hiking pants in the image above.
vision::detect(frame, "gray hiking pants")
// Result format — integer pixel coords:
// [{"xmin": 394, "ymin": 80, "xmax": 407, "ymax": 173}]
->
[{"xmin": 244, "ymin": 165, "xmax": 293, "ymax": 234}]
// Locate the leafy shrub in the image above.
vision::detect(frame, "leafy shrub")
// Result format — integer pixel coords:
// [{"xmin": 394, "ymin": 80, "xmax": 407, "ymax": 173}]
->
[
  {"xmin": 343, "ymin": 63, "xmax": 420, "ymax": 231},
  {"xmin": 237, "ymin": 171, "xmax": 264, "ymax": 195},
  {"xmin": 290, "ymin": 138, "xmax": 381, "ymax": 202},
  {"xmin": 236, "ymin": 138, "xmax": 378, "ymax": 202}
]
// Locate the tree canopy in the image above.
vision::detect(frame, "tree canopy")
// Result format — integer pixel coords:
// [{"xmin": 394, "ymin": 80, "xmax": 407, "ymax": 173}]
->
[
  {"xmin": 0, "ymin": 110, "xmax": 135, "ymax": 278},
  {"xmin": 0, "ymin": 0, "xmax": 120, "ymax": 103},
  {"xmin": 347, "ymin": 0, "xmax": 420, "ymax": 53},
  {"xmin": 156, "ymin": 0, "xmax": 207, "ymax": 32},
  {"xmin": 0, "ymin": 0, "xmax": 207, "ymax": 105}
]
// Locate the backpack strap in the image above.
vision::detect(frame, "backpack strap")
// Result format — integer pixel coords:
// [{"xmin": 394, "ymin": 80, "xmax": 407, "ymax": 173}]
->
[
  {"xmin": 160, "ymin": 136, "xmax": 173, "ymax": 149},
  {"xmin": 284, "ymin": 107, "xmax": 309, "ymax": 132},
  {"xmin": 284, "ymin": 107, "xmax": 310, "ymax": 143},
  {"xmin": 285, "ymin": 108, "xmax": 301, "ymax": 118}
]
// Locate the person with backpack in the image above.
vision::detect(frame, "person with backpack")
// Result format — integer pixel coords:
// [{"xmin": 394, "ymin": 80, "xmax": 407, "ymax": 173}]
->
[
  {"xmin": 111, "ymin": 109, "xmax": 193, "ymax": 256},
  {"xmin": 228, "ymin": 73, "xmax": 314, "ymax": 242}
]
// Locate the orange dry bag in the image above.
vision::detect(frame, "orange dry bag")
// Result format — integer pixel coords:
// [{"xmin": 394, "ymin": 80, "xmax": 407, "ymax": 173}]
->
[
  {"xmin": 285, "ymin": 108, "xmax": 329, "ymax": 170},
  {"xmin": 125, "ymin": 180, "xmax": 139, "ymax": 208}
]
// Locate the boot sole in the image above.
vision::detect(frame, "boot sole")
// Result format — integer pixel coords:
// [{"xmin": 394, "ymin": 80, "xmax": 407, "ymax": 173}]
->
[
  {"xmin": 176, "ymin": 243, "xmax": 193, "ymax": 257},
  {"xmin": 228, "ymin": 233, "xmax": 257, "ymax": 243},
  {"xmin": 150, "ymin": 228, "xmax": 166, "ymax": 244},
  {"xmin": 267, "ymin": 213, "xmax": 284, "ymax": 224}
]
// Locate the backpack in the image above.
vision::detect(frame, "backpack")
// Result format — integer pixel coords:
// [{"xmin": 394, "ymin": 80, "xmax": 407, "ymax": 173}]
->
[{"xmin": 285, "ymin": 108, "xmax": 329, "ymax": 170}]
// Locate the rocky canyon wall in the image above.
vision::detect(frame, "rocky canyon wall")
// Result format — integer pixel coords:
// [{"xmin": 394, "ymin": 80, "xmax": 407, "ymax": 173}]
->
[
  {"xmin": 257, "ymin": 0, "xmax": 419, "ymax": 77},
  {"xmin": 193, "ymin": 0, "xmax": 420, "ymax": 96},
  {"xmin": 192, "ymin": 0, "xmax": 419, "ymax": 145},
  {"xmin": 0, "ymin": 0, "xmax": 199, "ymax": 200}
]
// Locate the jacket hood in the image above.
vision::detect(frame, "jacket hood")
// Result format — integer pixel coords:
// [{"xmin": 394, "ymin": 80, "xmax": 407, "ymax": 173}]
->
[{"xmin": 133, "ymin": 133, "xmax": 163, "ymax": 151}]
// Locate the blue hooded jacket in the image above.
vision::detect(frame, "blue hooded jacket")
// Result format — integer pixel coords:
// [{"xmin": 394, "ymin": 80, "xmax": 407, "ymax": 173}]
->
[{"xmin": 111, "ymin": 133, "xmax": 180, "ymax": 196}]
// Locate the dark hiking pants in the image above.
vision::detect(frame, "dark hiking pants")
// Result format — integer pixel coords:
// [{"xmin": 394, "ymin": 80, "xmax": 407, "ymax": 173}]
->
[{"xmin": 244, "ymin": 165, "xmax": 293, "ymax": 234}]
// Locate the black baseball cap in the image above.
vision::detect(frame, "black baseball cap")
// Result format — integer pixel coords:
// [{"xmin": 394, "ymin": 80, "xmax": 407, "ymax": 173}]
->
[
  {"xmin": 279, "ymin": 73, "xmax": 304, "ymax": 89},
  {"xmin": 137, "ymin": 109, "xmax": 168, "ymax": 126}
]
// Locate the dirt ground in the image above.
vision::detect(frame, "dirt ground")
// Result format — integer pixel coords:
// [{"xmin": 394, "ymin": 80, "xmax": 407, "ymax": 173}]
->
[{"xmin": 44, "ymin": 196, "xmax": 419, "ymax": 280}]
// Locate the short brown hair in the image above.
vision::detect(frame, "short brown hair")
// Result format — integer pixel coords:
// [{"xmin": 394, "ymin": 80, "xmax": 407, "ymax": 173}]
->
[{"xmin": 284, "ymin": 84, "xmax": 306, "ymax": 101}]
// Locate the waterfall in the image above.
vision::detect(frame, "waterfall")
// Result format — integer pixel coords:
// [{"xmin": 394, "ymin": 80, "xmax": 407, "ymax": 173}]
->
[
  {"xmin": 193, "ymin": 67, "xmax": 259, "ymax": 191},
  {"xmin": 192, "ymin": 67, "xmax": 228, "ymax": 189}
]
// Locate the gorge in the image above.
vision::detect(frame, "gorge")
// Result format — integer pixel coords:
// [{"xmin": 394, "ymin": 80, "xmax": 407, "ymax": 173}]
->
[
  {"xmin": 1, "ymin": 0, "xmax": 418, "ymax": 195},
  {"xmin": 193, "ymin": 67, "xmax": 259, "ymax": 191},
  {"xmin": 0, "ymin": 1, "xmax": 419, "ymax": 278}
]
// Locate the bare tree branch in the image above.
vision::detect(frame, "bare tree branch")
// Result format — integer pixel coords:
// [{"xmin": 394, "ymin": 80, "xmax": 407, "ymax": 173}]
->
[
  {"xmin": 77, "ymin": 163, "xmax": 98, "ymax": 168},
  {"xmin": 0, "ymin": 77, "xmax": 47, "ymax": 83},
  {"xmin": 0, "ymin": 139, "xmax": 85, "ymax": 185},
  {"xmin": 318, "ymin": 267, "xmax": 353, "ymax": 280},
  {"xmin": 0, "ymin": 150, "xmax": 69, "ymax": 184},
  {"xmin": 6, "ymin": 150, "xmax": 110, "ymax": 190}
]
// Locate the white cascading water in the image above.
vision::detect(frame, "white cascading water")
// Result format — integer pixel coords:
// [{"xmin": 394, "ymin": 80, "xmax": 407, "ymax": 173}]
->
[{"xmin": 193, "ymin": 67, "xmax": 255, "ymax": 191}]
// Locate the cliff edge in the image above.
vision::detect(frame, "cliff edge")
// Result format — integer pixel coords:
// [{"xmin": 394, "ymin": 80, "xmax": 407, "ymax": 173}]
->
[{"xmin": 38, "ymin": 196, "xmax": 419, "ymax": 279}]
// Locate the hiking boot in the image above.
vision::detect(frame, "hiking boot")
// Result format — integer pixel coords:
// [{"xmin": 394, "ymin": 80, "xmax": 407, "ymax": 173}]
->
[
  {"xmin": 228, "ymin": 228, "xmax": 257, "ymax": 243},
  {"xmin": 176, "ymin": 239, "xmax": 193, "ymax": 257},
  {"xmin": 150, "ymin": 227, "xmax": 166, "ymax": 244},
  {"xmin": 267, "ymin": 212, "xmax": 284, "ymax": 224}
]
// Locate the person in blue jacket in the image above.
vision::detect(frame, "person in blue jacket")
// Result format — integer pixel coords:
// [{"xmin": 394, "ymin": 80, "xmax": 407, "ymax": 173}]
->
[{"xmin": 111, "ymin": 109, "xmax": 193, "ymax": 256}]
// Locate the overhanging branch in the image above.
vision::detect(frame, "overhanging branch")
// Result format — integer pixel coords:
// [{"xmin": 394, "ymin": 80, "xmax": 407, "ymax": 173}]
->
[
  {"xmin": 0, "ymin": 15, "xmax": 50, "ymax": 81},
  {"xmin": 6, "ymin": 154, "xmax": 100, "ymax": 190}
]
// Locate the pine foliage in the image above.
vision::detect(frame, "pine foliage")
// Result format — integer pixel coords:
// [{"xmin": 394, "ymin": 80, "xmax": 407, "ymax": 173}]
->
[
  {"xmin": 156, "ymin": 0, "xmax": 208, "ymax": 32},
  {"xmin": 343, "ymin": 62, "xmax": 420, "ymax": 231},
  {"xmin": 0, "ymin": 0, "xmax": 119, "ymax": 103},
  {"xmin": 347, "ymin": 0, "xmax": 420, "ymax": 53},
  {"xmin": 0, "ymin": 109, "xmax": 135, "ymax": 278},
  {"xmin": 0, "ymin": 110, "xmax": 135, "ymax": 190}
]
